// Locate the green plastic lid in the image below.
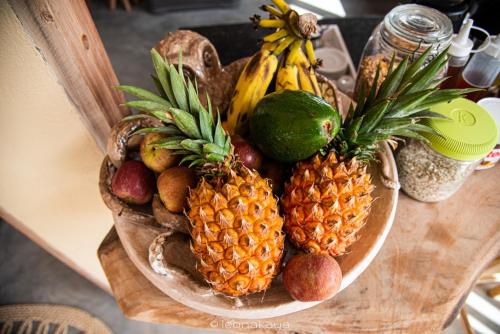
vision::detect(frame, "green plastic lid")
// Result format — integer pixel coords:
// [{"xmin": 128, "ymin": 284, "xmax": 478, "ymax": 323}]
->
[{"xmin": 422, "ymin": 98, "xmax": 499, "ymax": 161}]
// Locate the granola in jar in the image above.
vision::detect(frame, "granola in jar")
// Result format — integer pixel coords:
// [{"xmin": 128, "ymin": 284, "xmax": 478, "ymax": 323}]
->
[{"xmin": 396, "ymin": 98, "xmax": 498, "ymax": 202}]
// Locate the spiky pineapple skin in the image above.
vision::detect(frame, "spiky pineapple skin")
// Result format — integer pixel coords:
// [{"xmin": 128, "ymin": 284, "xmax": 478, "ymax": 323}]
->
[
  {"xmin": 282, "ymin": 152, "xmax": 374, "ymax": 257},
  {"xmin": 188, "ymin": 166, "xmax": 285, "ymax": 297}
]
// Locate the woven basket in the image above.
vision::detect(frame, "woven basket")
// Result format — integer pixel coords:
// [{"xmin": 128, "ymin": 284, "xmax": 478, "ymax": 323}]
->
[{"xmin": 0, "ymin": 304, "xmax": 112, "ymax": 334}]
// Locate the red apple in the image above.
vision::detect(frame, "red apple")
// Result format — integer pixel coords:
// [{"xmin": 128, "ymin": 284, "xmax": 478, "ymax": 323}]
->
[
  {"xmin": 231, "ymin": 135, "xmax": 263, "ymax": 170},
  {"xmin": 111, "ymin": 160, "xmax": 156, "ymax": 205},
  {"xmin": 282, "ymin": 253, "xmax": 342, "ymax": 302}
]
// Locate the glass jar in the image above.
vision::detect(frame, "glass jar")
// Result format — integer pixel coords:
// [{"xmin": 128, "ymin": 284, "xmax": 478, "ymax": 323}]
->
[
  {"xmin": 396, "ymin": 98, "xmax": 499, "ymax": 202},
  {"xmin": 355, "ymin": 4, "xmax": 453, "ymax": 97},
  {"xmin": 397, "ymin": 140, "xmax": 479, "ymax": 202}
]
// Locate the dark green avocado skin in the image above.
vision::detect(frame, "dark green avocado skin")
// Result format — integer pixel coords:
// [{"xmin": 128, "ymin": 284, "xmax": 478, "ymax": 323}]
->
[{"xmin": 249, "ymin": 90, "xmax": 341, "ymax": 162}]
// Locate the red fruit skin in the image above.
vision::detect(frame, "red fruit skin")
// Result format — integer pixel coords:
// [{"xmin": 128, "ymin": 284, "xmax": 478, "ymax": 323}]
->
[
  {"xmin": 232, "ymin": 135, "xmax": 263, "ymax": 170},
  {"xmin": 111, "ymin": 160, "xmax": 156, "ymax": 205},
  {"xmin": 282, "ymin": 253, "xmax": 342, "ymax": 302}
]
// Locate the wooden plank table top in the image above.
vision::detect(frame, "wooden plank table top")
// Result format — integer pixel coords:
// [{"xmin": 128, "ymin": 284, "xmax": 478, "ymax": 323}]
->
[{"xmin": 98, "ymin": 165, "xmax": 500, "ymax": 333}]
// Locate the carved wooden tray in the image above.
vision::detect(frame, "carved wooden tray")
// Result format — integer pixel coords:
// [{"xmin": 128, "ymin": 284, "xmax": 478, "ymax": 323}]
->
[{"xmin": 98, "ymin": 30, "xmax": 399, "ymax": 319}]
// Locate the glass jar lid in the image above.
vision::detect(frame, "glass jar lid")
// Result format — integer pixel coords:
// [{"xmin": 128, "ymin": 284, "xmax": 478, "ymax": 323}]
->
[
  {"xmin": 382, "ymin": 4, "xmax": 453, "ymax": 55},
  {"xmin": 422, "ymin": 98, "xmax": 499, "ymax": 161}
]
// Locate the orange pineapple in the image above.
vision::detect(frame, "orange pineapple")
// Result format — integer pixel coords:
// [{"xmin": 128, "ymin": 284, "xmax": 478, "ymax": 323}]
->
[
  {"xmin": 282, "ymin": 47, "xmax": 476, "ymax": 257},
  {"xmin": 119, "ymin": 49, "xmax": 285, "ymax": 297},
  {"xmin": 283, "ymin": 154, "xmax": 373, "ymax": 256},
  {"xmin": 188, "ymin": 167, "xmax": 284, "ymax": 296}
]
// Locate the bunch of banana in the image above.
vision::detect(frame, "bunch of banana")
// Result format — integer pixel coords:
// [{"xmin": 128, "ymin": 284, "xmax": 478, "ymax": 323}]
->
[
  {"xmin": 226, "ymin": 0, "xmax": 321, "ymax": 135},
  {"xmin": 276, "ymin": 39, "xmax": 321, "ymax": 96},
  {"xmin": 226, "ymin": 38, "xmax": 291, "ymax": 135}
]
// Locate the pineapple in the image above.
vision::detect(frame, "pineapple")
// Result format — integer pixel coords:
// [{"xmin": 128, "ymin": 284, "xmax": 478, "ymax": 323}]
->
[
  {"xmin": 188, "ymin": 168, "xmax": 284, "ymax": 296},
  {"xmin": 282, "ymin": 48, "xmax": 476, "ymax": 257},
  {"xmin": 119, "ymin": 49, "xmax": 285, "ymax": 297},
  {"xmin": 283, "ymin": 153, "xmax": 372, "ymax": 256}
]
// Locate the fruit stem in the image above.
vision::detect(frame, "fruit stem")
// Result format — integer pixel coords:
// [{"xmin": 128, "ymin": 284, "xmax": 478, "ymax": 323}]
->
[
  {"xmin": 298, "ymin": 13, "xmax": 318, "ymax": 39},
  {"xmin": 258, "ymin": 9, "xmax": 319, "ymax": 41}
]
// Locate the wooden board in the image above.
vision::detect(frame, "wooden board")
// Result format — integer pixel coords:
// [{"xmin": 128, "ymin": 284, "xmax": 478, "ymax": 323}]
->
[
  {"xmin": 99, "ymin": 165, "xmax": 500, "ymax": 333},
  {"xmin": 8, "ymin": 0, "xmax": 128, "ymax": 151}
]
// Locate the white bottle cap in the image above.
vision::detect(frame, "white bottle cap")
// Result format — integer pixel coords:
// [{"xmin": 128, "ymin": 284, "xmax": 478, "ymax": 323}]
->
[
  {"xmin": 483, "ymin": 35, "xmax": 500, "ymax": 59},
  {"xmin": 449, "ymin": 19, "xmax": 474, "ymax": 58}
]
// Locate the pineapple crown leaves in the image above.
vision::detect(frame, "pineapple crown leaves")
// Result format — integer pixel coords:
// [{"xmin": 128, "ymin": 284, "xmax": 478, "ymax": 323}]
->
[
  {"xmin": 117, "ymin": 49, "xmax": 231, "ymax": 168},
  {"xmin": 334, "ymin": 47, "xmax": 481, "ymax": 162}
]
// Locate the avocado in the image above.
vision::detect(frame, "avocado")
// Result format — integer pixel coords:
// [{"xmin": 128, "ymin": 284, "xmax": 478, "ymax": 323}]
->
[{"xmin": 249, "ymin": 90, "xmax": 341, "ymax": 162}]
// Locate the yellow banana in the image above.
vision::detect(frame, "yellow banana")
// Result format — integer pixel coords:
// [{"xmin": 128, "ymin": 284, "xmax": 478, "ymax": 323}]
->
[
  {"xmin": 227, "ymin": 0, "xmax": 323, "ymax": 134},
  {"xmin": 260, "ymin": 4, "xmax": 283, "ymax": 18},
  {"xmin": 276, "ymin": 40, "xmax": 302, "ymax": 92},
  {"xmin": 295, "ymin": 48, "xmax": 322, "ymax": 97},
  {"xmin": 258, "ymin": 19, "xmax": 286, "ymax": 29},
  {"xmin": 263, "ymin": 29, "xmax": 289, "ymax": 43},
  {"xmin": 226, "ymin": 47, "xmax": 279, "ymax": 135},
  {"xmin": 276, "ymin": 63, "xmax": 299, "ymax": 91},
  {"xmin": 250, "ymin": 14, "xmax": 286, "ymax": 29},
  {"xmin": 273, "ymin": 36, "xmax": 296, "ymax": 55},
  {"xmin": 309, "ymin": 65, "xmax": 321, "ymax": 97},
  {"xmin": 304, "ymin": 39, "xmax": 317, "ymax": 66},
  {"xmin": 261, "ymin": 41, "xmax": 277, "ymax": 51},
  {"xmin": 272, "ymin": 0, "xmax": 289, "ymax": 14},
  {"xmin": 286, "ymin": 40, "xmax": 302, "ymax": 64}
]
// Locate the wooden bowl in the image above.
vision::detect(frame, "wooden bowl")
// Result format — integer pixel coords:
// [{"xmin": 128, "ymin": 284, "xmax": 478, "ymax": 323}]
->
[{"xmin": 99, "ymin": 30, "xmax": 399, "ymax": 319}]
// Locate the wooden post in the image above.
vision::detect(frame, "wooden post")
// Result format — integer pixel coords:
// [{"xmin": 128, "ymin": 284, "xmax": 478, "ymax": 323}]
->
[
  {"xmin": 7, "ymin": 0, "xmax": 127, "ymax": 151},
  {"xmin": 0, "ymin": 0, "xmax": 126, "ymax": 289}
]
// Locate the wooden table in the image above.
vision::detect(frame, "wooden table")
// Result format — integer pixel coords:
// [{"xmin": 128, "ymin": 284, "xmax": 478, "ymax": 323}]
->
[{"xmin": 98, "ymin": 165, "xmax": 500, "ymax": 333}]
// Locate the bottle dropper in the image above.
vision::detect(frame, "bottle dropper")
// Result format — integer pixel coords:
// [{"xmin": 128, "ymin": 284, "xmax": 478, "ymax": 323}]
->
[{"xmin": 441, "ymin": 19, "xmax": 474, "ymax": 89}]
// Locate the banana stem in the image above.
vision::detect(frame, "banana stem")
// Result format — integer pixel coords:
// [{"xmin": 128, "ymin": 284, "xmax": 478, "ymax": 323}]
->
[
  {"xmin": 258, "ymin": 10, "xmax": 318, "ymax": 40},
  {"xmin": 298, "ymin": 13, "xmax": 318, "ymax": 38}
]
